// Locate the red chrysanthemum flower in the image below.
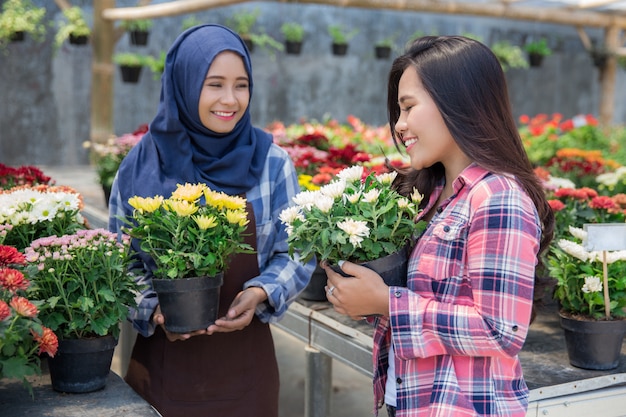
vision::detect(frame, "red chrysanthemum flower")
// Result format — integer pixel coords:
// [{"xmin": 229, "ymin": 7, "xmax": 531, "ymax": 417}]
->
[
  {"xmin": 31, "ymin": 326, "xmax": 59, "ymax": 358},
  {"xmin": 548, "ymin": 200, "xmax": 565, "ymax": 212},
  {"xmin": 589, "ymin": 196, "xmax": 617, "ymax": 210},
  {"xmin": 0, "ymin": 300, "xmax": 10, "ymax": 321},
  {"xmin": 0, "ymin": 267, "xmax": 30, "ymax": 293},
  {"xmin": 0, "ymin": 245, "xmax": 26, "ymax": 267},
  {"xmin": 10, "ymin": 296, "xmax": 38, "ymax": 318}
]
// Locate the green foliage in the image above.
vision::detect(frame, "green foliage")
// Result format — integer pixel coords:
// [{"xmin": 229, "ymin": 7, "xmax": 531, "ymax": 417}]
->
[
  {"xmin": 182, "ymin": 16, "xmax": 202, "ymax": 31},
  {"xmin": 523, "ymin": 38, "xmax": 552, "ymax": 56},
  {"xmin": 145, "ymin": 51, "xmax": 166, "ymax": 79},
  {"xmin": 279, "ymin": 166, "xmax": 426, "ymax": 264},
  {"xmin": 490, "ymin": 40, "xmax": 529, "ymax": 71},
  {"xmin": 280, "ymin": 22, "xmax": 304, "ymax": 42},
  {"xmin": 226, "ymin": 8, "xmax": 260, "ymax": 37},
  {"xmin": 375, "ymin": 34, "xmax": 397, "ymax": 48},
  {"xmin": 327, "ymin": 24, "xmax": 359, "ymax": 45},
  {"xmin": 113, "ymin": 52, "xmax": 150, "ymax": 67},
  {"xmin": 54, "ymin": 6, "xmax": 91, "ymax": 49},
  {"xmin": 0, "ymin": 0, "xmax": 46, "ymax": 46},
  {"xmin": 24, "ymin": 229, "xmax": 140, "ymax": 340},
  {"xmin": 122, "ymin": 183, "xmax": 254, "ymax": 279},
  {"xmin": 120, "ymin": 18, "xmax": 153, "ymax": 32}
]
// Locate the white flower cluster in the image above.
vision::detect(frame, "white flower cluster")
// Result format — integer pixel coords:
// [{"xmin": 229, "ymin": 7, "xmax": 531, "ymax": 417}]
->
[
  {"xmin": 0, "ymin": 188, "xmax": 83, "ymax": 226},
  {"xmin": 557, "ymin": 226, "xmax": 626, "ymax": 264},
  {"xmin": 596, "ymin": 166, "xmax": 626, "ymax": 189},
  {"xmin": 581, "ymin": 276, "xmax": 603, "ymax": 294}
]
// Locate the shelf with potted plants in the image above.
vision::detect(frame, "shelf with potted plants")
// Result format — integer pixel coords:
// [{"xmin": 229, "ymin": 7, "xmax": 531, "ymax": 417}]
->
[
  {"xmin": 523, "ymin": 37, "xmax": 552, "ymax": 68},
  {"xmin": 54, "ymin": 6, "xmax": 91, "ymax": 49},
  {"xmin": 327, "ymin": 24, "xmax": 359, "ymax": 57},
  {"xmin": 0, "ymin": 0, "xmax": 46, "ymax": 47},
  {"xmin": 280, "ymin": 22, "xmax": 305, "ymax": 55},
  {"xmin": 520, "ymin": 112, "xmax": 626, "ymax": 370}
]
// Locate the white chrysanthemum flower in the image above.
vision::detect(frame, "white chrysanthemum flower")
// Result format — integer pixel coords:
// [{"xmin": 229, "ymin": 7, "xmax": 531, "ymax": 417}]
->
[
  {"xmin": 397, "ymin": 197, "xmax": 410, "ymax": 209},
  {"xmin": 582, "ymin": 276, "xmax": 603, "ymax": 293},
  {"xmin": 337, "ymin": 219, "xmax": 370, "ymax": 248},
  {"xmin": 568, "ymin": 226, "xmax": 587, "ymax": 241},
  {"xmin": 279, "ymin": 206, "xmax": 304, "ymax": 225},
  {"xmin": 362, "ymin": 189, "xmax": 381, "ymax": 203},
  {"xmin": 545, "ymin": 176, "xmax": 576, "ymax": 190},
  {"xmin": 292, "ymin": 190, "xmax": 320, "ymax": 211},
  {"xmin": 376, "ymin": 171, "xmax": 397, "ymax": 185},
  {"xmin": 314, "ymin": 195, "xmax": 335, "ymax": 213},
  {"xmin": 605, "ymin": 250, "xmax": 626, "ymax": 264},
  {"xmin": 320, "ymin": 180, "xmax": 346, "ymax": 199},
  {"xmin": 411, "ymin": 188, "xmax": 424, "ymax": 205},
  {"xmin": 56, "ymin": 193, "xmax": 81, "ymax": 211},
  {"xmin": 346, "ymin": 192, "xmax": 361, "ymax": 204},
  {"xmin": 30, "ymin": 203, "xmax": 58, "ymax": 223},
  {"xmin": 558, "ymin": 239, "xmax": 590, "ymax": 262},
  {"xmin": 337, "ymin": 165, "xmax": 363, "ymax": 183}
]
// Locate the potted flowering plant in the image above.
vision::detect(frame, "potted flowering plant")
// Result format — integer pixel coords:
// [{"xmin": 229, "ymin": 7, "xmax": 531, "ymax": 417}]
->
[
  {"xmin": 84, "ymin": 124, "xmax": 146, "ymax": 205},
  {"xmin": 0, "ymin": 244, "xmax": 58, "ymax": 392},
  {"xmin": 23, "ymin": 228, "xmax": 139, "ymax": 393},
  {"xmin": 279, "ymin": 165, "xmax": 425, "ymax": 287},
  {"xmin": 0, "ymin": 0, "xmax": 46, "ymax": 46},
  {"xmin": 0, "ymin": 185, "xmax": 87, "ymax": 251},
  {"xmin": 122, "ymin": 182, "xmax": 253, "ymax": 332},
  {"xmin": 0, "ymin": 163, "xmax": 52, "ymax": 190},
  {"xmin": 54, "ymin": 6, "xmax": 91, "ymax": 48}
]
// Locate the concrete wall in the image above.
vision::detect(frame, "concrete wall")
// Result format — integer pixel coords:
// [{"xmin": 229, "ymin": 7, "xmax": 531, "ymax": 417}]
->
[{"xmin": 0, "ymin": 0, "xmax": 621, "ymax": 167}]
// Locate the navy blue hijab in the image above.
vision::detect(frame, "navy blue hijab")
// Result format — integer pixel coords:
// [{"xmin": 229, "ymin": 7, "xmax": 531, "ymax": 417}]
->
[{"xmin": 117, "ymin": 24, "xmax": 273, "ymax": 212}]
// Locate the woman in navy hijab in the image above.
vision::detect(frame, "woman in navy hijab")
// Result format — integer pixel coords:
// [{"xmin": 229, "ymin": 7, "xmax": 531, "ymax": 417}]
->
[{"xmin": 109, "ymin": 24, "xmax": 315, "ymax": 417}]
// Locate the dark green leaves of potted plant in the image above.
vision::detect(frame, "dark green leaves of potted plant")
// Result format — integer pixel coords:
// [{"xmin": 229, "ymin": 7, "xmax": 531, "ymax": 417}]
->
[
  {"xmin": 113, "ymin": 52, "xmax": 149, "ymax": 84},
  {"xmin": 226, "ymin": 9, "xmax": 283, "ymax": 56},
  {"xmin": 523, "ymin": 38, "xmax": 552, "ymax": 67},
  {"xmin": 121, "ymin": 18, "xmax": 153, "ymax": 47},
  {"xmin": 0, "ymin": 0, "xmax": 46, "ymax": 47},
  {"xmin": 374, "ymin": 35, "xmax": 397, "ymax": 59},
  {"xmin": 281, "ymin": 22, "xmax": 304, "ymax": 55},
  {"xmin": 328, "ymin": 24, "xmax": 359, "ymax": 56},
  {"xmin": 54, "ymin": 6, "xmax": 91, "ymax": 48}
]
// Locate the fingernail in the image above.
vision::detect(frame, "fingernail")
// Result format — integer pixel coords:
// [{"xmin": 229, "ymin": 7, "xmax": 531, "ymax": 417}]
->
[{"xmin": 338, "ymin": 260, "xmax": 345, "ymax": 268}]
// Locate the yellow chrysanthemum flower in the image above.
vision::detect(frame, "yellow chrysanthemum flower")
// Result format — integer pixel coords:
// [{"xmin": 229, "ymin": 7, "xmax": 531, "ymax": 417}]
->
[
  {"xmin": 204, "ymin": 189, "xmax": 226, "ymax": 209},
  {"xmin": 171, "ymin": 183, "xmax": 206, "ymax": 202},
  {"xmin": 129, "ymin": 196, "xmax": 164, "ymax": 213},
  {"xmin": 222, "ymin": 195, "xmax": 247, "ymax": 211},
  {"xmin": 193, "ymin": 214, "xmax": 218, "ymax": 230},
  {"xmin": 165, "ymin": 199, "xmax": 199, "ymax": 217},
  {"xmin": 226, "ymin": 209, "xmax": 249, "ymax": 227}
]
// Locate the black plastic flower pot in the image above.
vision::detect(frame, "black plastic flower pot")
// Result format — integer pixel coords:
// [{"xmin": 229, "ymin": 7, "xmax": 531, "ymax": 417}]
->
[
  {"xmin": 330, "ymin": 245, "xmax": 409, "ymax": 288},
  {"xmin": 129, "ymin": 30, "xmax": 149, "ymax": 46},
  {"xmin": 153, "ymin": 274, "xmax": 224, "ymax": 333}
]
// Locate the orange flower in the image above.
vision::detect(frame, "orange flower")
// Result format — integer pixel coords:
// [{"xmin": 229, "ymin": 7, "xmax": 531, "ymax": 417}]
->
[
  {"xmin": 547, "ymin": 199, "xmax": 565, "ymax": 211},
  {"xmin": 0, "ymin": 299, "xmax": 9, "ymax": 321},
  {"xmin": 0, "ymin": 268, "xmax": 30, "ymax": 293},
  {"xmin": 589, "ymin": 196, "xmax": 617, "ymax": 210},
  {"xmin": 31, "ymin": 326, "xmax": 59, "ymax": 358},
  {"xmin": 10, "ymin": 296, "xmax": 38, "ymax": 318}
]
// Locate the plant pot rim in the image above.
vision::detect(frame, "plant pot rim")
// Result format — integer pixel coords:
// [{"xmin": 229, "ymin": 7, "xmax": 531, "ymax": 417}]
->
[{"xmin": 559, "ymin": 310, "xmax": 626, "ymax": 322}]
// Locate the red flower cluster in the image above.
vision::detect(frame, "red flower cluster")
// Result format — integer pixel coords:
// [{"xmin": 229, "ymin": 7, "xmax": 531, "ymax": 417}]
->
[
  {"xmin": 0, "ymin": 163, "xmax": 53, "ymax": 191},
  {"xmin": 1, "ymin": 244, "xmax": 58, "ymax": 382}
]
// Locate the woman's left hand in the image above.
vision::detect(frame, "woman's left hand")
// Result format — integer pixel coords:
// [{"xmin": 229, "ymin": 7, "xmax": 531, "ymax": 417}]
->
[
  {"xmin": 322, "ymin": 261, "xmax": 390, "ymax": 319},
  {"xmin": 207, "ymin": 287, "xmax": 268, "ymax": 334}
]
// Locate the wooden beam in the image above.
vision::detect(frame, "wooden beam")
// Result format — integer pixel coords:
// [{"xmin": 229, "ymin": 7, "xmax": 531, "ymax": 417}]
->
[
  {"xmin": 102, "ymin": 0, "xmax": 248, "ymax": 21},
  {"xmin": 599, "ymin": 25, "xmax": 620, "ymax": 125}
]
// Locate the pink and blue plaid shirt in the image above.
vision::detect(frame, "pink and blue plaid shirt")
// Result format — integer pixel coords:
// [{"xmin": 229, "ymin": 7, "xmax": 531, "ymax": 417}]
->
[{"xmin": 372, "ymin": 164, "xmax": 541, "ymax": 416}]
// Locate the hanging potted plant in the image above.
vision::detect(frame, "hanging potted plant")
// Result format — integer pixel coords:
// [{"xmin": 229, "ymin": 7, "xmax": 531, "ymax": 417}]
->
[
  {"xmin": 24, "ymin": 229, "xmax": 140, "ymax": 393},
  {"xmin": 121, "ymin": 18, "xmax": 153, "ymax": 47},
  {"xmin": 490, "ymin": 40, "xmax": 529, "ymax": 72},
  {"xmin": 279, "ymin": 165, "xmax": 426, "ymax": 288},
  {"xmin": 0, "ymin": 0, "xmax": 46, "ymax": 47},
  {"xmin": 54, "ymin": 6, "xmax": 91, "ymax": 48},
  {"xmin": 122, "ymin": 183, "xmax": 254, "ymax": 333},
  {"xmin": 280, "ymin": 22, "xmax": 305, "ymax": 55},
  {"xmin": 226, "ymin": 8, "xmax": 282, "ymax": 56},
  {"xmin": 374, "ymin": 35, "xmax": 396, "ymax": 59},
  {"xmin": 523, "ymin": 38, "xmax": 552, "ymax": 68},
  {"xmin": 327, "ymin": 24, "xmax": 359, "ymax": 56},
  {"xmin": 113, "ymin": 52, "xmax": 149, "ymax": 84},
  {"xmin": 546, "ymin": 188, "xmax": 626, "ymax": 370}
]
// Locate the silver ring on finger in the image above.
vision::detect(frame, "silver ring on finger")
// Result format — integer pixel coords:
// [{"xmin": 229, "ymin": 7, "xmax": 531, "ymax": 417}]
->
[{"xmin": 327, "ymin": 286, "xmax": 336, "ymax": 297}]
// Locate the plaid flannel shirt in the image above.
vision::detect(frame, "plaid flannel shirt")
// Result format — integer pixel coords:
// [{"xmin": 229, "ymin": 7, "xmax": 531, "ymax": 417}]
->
[
  {"xmin": 108, "ymin": 143, "xmax": 316, "ymax": 337},
  {"xmin": 372, "ymin": 164, "xmax": 541, "ymax": 417}
]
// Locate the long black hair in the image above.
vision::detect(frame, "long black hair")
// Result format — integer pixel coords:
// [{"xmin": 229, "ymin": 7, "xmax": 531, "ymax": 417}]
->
[{"xmin": 387, "ymin": 35, "xmax": 554, "ymax": 258}]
